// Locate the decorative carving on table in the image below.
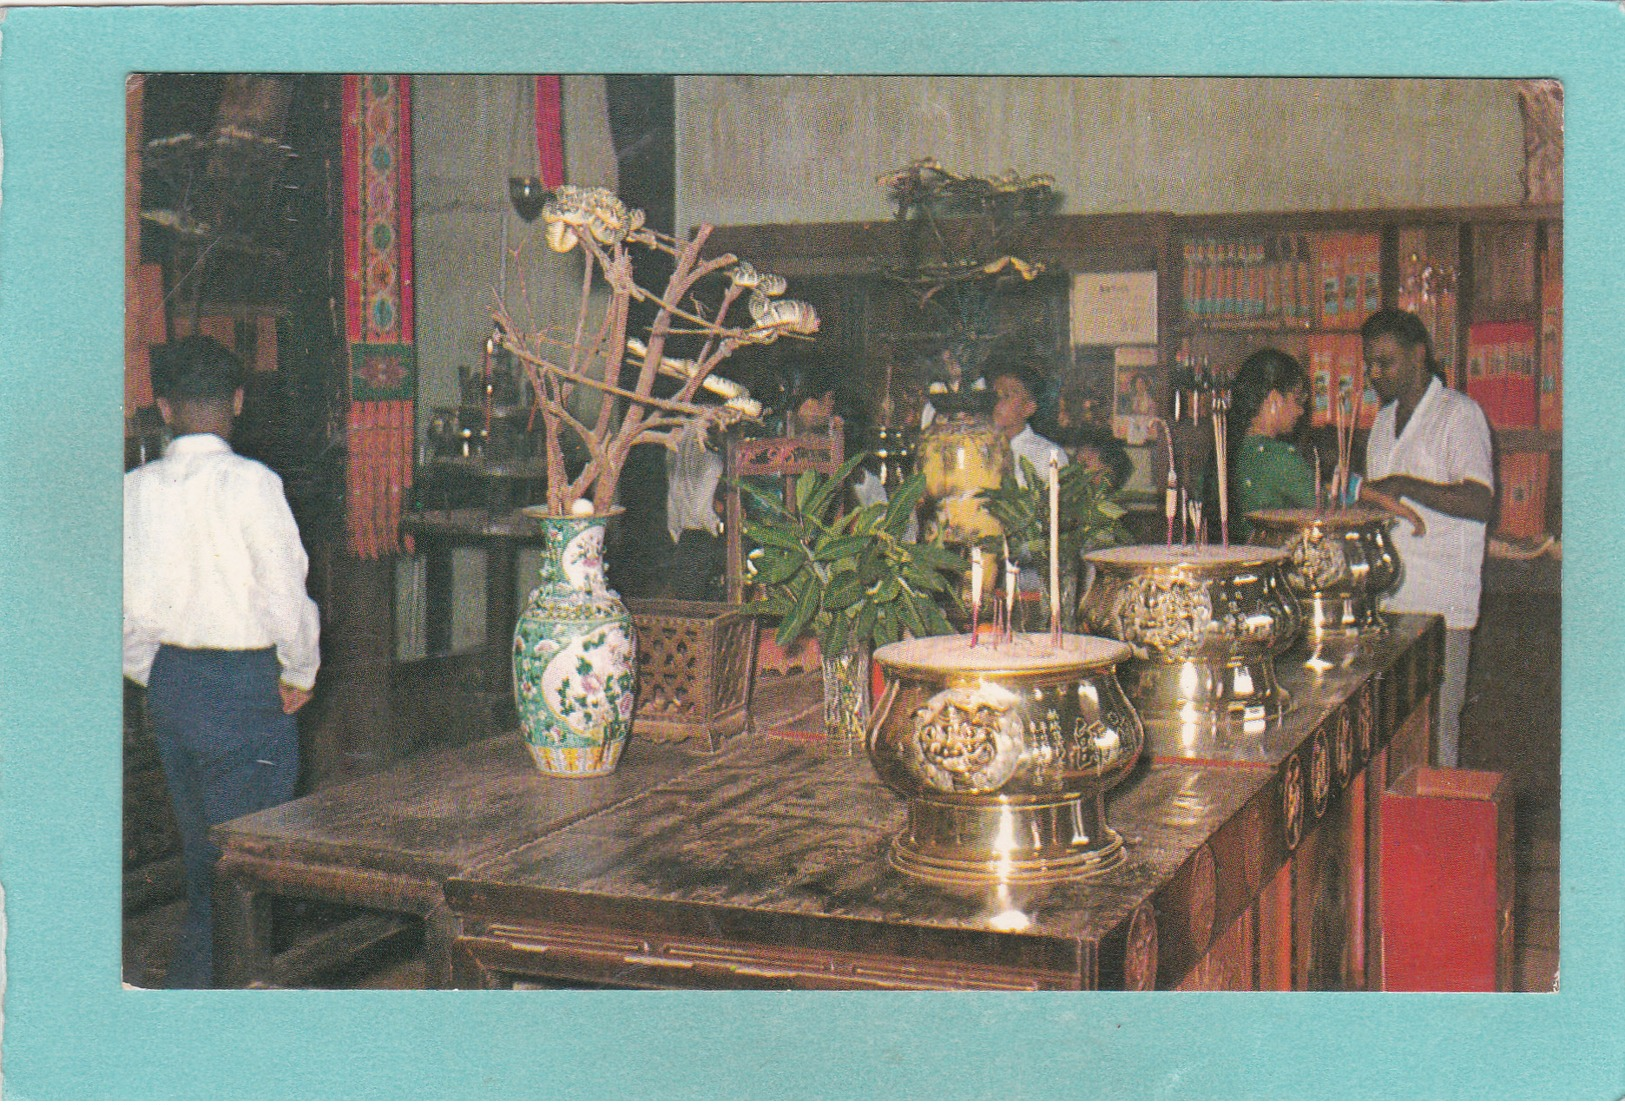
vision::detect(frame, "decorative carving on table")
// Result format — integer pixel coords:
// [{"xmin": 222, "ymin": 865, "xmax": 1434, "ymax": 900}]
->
[
  {"xmin": 1357, "ymin": 682, "xmax": 1375, "ymax": 761},
  {"xmin": 1282, "ymin": 752, "xmax": 1305, "ymax": 852},
  {"xmin": 1334, "ymin": 707, "xmax": 1355, "ymax": 788},
  {"xmin": 1238, "ymin": 800, "xmax": 1267, "ymax": 898},
  {"xmin": 1309, "ymin": 727, "xmax": 1332, "ymax": 819},
  {"xmin": 1186, "ymin": 843, "xmax": 1218, "ymax": 950},
  {"xmin": 1124, "ymin": 902, "xmax": 1159, "ymax": 992}
]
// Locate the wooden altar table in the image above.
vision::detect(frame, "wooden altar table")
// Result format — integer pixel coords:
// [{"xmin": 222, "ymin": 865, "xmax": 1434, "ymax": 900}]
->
[{"xmin": 444, "ymin": 617, "xmax": 1442, "ymax": 991}]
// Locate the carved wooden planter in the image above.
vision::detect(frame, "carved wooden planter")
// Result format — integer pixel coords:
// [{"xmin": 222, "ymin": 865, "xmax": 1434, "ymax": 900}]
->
[{"xmin": 627, "ymin": 599, "xmax": 759, "ymax": 752}]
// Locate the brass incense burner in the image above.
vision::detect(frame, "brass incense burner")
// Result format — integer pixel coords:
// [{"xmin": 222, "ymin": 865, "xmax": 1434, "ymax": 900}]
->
[
  {"xmin": 867, "ymin": 634, "xmax": 1143, "ymax": 885},
  {"xmin": 1079, "ymin": 544, "xmax": 1302, "ymax": 721},
  {"xmin": 1246, "ymin": 507, "xmax": 1401, "ymax": 639}
]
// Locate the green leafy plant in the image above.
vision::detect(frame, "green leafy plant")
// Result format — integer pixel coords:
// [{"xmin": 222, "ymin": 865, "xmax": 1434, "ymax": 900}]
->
[
  {"xmin": 975, "ymin": 456, "xmax": 1133, "ymax": 567},
  {"xmin": 742, "ymin": 456, "xmax": 966, "ymax": 655}
]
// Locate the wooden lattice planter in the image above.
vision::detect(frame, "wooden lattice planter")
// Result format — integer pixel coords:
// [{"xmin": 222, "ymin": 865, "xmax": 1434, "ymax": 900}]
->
[{"xmin": 627, "ymin": 599, "xmax": 759, "ymax": 752}]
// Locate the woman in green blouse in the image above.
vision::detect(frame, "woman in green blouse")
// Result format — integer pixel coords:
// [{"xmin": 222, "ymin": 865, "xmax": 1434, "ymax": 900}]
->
[{"xmin": 1227, "ymin": 348, "xmax": 1316, "ymax": 520}]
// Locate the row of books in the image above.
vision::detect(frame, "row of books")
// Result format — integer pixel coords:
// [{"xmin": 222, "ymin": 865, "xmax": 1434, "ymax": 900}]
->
[
  {"xmin": 1464, "ymin": 320, "xmax": 1538, "ymax": 430},
  {"xmin": 1181, "ymin": 235, "xmax": 1316, "ymax": 325},
  {"xmin": 1307, "ymin": 332, "xmax": 1377, "ymax": 429},
  {"xmin": 1181, "ymin": 232, "xmax": 1382, "ymax": 331}
]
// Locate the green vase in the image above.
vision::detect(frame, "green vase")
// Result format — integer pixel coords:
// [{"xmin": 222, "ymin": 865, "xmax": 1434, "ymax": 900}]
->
[{"xmin": 512, "ymin": 510, "xmax": 636, "ymax": 777}]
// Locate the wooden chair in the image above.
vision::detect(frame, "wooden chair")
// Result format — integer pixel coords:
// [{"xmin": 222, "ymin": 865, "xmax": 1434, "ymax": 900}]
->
[{"xmin": 723, "ymin": 422, "xmax": 844, "ymax": 678}]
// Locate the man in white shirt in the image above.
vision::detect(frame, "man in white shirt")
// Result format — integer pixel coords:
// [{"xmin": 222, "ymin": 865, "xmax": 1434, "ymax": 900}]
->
[
  {"xmin": 1357, "ymin": 309, "xmax": 1494, "ymax": 769},
  {"xmin": 124, "ymin": 336, "xmax": 321, "ymax": 987},
  {"xmin": 987, "ymin": 357, "xmax": 1066, "ymax": 485}
]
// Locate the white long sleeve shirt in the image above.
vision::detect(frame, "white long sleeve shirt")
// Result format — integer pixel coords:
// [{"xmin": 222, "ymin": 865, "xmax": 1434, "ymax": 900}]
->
[
  {"xmin": 123, "ymin": 433, "xmax": 321, "ymax": 689},
  {"xmin": 1364, "ymin": 378, "xmax": 1495, "ymax": 630},
  {"xmin": 1009, "ymin": 425, "xmax": 1067, "ymax": 486}
]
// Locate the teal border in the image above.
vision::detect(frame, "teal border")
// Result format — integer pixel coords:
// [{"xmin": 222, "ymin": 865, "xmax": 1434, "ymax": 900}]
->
[{"xmin": 1, "ymin": 2, "xmax": 1620, "ymax": 1098}]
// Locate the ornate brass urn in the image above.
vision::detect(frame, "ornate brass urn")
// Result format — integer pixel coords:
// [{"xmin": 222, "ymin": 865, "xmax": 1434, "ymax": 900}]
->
[
  {"xmin": 1079, "ymin": 545, "xmax": 1302, "ymax": 721},
  {"xmin": 867, "ymin": 634, "xmax": 1143, "ymax": 885},
  {"xmin": 1246, "ymin": 507, "xmax": 1401, "ymax": 639}
]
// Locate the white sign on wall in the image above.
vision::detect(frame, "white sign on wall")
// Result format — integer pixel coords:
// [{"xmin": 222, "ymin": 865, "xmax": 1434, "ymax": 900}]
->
[{"xmin": 1070, "ymin": 271, "xmax": 1159, "ymax": 347}]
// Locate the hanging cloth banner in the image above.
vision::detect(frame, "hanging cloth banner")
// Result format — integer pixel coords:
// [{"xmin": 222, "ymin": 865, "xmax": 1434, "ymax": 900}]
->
[
  {"xmin": 341, "ymin": 74, "xmax": 417, "ymax": 560},
  {"xmin": 534, "ymin": 75, "xmax": 565, "ymax": 189}
]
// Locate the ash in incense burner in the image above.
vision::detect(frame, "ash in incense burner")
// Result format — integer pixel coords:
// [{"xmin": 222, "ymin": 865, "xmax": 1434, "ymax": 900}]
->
[{"xmin": 867, "ymin": 633, "xmax": 1144, "ymax": 885}]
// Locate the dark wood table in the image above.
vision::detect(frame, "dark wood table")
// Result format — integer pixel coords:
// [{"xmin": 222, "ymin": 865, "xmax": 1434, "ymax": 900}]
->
[
  {"xmin": 445, "ymin": 617, "xmax": 1441, "ymax": 990},
  {"xmin": 210, "ymin": 735, "xmax": 705, "ymax": 987},
  {"xmin": 209, "ymin": 673, "xmax": 824, "ymax": 988}
]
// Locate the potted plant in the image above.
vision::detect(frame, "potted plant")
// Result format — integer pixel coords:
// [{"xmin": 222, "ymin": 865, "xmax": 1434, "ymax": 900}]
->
[
  {"xmin": 741, "ymin": 456, "xmax": 966, "ymax": 745},
  {"xmin": 975, "ymin": 456, "xmax": 1134, "ymax": 631},
  {"xmin": 497, "ymin": 186, "xmax": 819, "ymax": 777}
]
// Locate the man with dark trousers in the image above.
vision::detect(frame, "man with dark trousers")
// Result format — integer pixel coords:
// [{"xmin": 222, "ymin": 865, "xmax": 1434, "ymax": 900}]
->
[{"xmin": 123, "ymin": 336, "xmax": 320, "ymax": 987}]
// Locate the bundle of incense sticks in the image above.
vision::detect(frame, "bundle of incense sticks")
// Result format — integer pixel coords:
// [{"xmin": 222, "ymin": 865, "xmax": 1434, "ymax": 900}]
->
[
  {"xmin": 1332, "ymin": 390, "xmax": 1362, "ymax": 506},
  {"xmin": 1314, "ymin": 446, "xmax": 1324, "ymax": 512}
]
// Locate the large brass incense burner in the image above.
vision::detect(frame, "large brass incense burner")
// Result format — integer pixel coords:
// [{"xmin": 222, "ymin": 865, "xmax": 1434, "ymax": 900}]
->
[
  {"xmin": 1079, "ymin": 544, "xmax": 1302, "ymax": 720},
  {"xmin": 867, "ymin": 634, "xmax": 1143, "ymax": 884},
  {"xmin": 1246, "ymin": 507, "xmax": 1400, "ymax": 639}
]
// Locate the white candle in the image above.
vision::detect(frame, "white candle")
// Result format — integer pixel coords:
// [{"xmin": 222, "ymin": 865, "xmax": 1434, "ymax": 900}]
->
[
  {"xmin": 969, "ymin": 546, "xmax": 984, "ymax": 645},
  {"xmin": 1003, "ymin": 537, "xmax": 1017, "ymax": 642},
  {"xmin": 1048, "ymin": 454, "xmax": 1061, "ymax": 641}
]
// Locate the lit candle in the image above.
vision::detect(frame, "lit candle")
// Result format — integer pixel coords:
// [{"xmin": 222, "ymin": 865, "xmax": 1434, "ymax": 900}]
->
[
  {"xmin": 969, "ymin": 546, "xmax": 984, "ymax": 647},
  {"xmin": 1003, "ymin": 537, "xmax": 1017, "ymax": 644},
  {"xmin": 1048, "ymin": 454, "xmax": 1061, "ymax": 645},
  {"xmin": 1164, "ymin": 457, "xmax": 1178, "ymax": 548}
]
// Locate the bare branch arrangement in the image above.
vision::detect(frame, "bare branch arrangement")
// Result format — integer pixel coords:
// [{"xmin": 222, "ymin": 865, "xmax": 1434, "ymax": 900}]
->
[{"xmin": 495, "ymin": 185, "xmax": 820, "ymax": 515}]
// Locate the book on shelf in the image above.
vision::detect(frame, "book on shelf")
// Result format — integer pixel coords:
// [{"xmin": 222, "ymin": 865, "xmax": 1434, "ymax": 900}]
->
[
  {"xmin": 1539, "ymin": 226, "xmax": 1562, "ymax": 434},
  {"xmin": 1495, "ymin": 450, "xmax": 1550, "ymax": 540},
  {"xmin": 1315, "ymin": 231, "xmax": 1381, "ymax": 332},
  {"xmin": 1309, "ymin": 332, "xmax": 1375, "ymax": 429},
  {"xmin": 1466, "ymin": 320, "xmax": 1538, "ymax": 430}
]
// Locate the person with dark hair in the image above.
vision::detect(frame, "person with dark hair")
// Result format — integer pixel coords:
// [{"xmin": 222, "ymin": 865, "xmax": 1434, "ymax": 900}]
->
[
  {"xmin": 1058, "ymin": 422, "xmax": 1133, "ymax": 490},
  {"xmin": 1354, "ymin": 308, "xmax": 1494, "ymax": 768},
  {"xmin": 983, "ymin": 353, "xmax": 1065, "ymax": 484},
  {"xmin": 1225, "ymin": 347, "xmax": 1317, "ymax": 518},
  {"xmin": 124, "ymin": 335, "xmax": 320, "ymax": 987}
]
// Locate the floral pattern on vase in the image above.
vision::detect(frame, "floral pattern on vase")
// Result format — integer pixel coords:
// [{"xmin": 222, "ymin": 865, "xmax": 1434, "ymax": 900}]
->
[{"xmin": 513, "ymin": 511, "xmax": 637, "ymax": 777}]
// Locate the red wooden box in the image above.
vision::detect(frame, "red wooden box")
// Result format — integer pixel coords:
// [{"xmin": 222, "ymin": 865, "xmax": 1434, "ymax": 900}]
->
[{"xmin": 1379, "ymin": 767, "xmax": 1514, "ymax": 991}]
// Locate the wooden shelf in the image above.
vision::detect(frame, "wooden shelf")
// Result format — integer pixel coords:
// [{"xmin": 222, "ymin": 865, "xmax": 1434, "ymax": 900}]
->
[{"xmin": 1494, "ymin": 427, "xmax": 1561, "ymax": 452}]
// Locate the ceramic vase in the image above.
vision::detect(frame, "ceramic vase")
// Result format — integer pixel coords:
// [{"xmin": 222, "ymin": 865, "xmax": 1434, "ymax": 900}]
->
[{"xmin": 513, "ymin": 510, "xmax": 636, "ymax": 777}]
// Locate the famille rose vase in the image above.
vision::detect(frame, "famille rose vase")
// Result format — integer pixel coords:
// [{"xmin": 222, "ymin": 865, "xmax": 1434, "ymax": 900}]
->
[{"xmin": 513, "ymin": 509, "xmax": 637, "ymax": 777}]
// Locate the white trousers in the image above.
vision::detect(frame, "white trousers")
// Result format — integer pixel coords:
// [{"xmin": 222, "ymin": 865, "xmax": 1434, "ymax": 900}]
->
[{"xmin": 1436, "ymin": 627, "xmax": 1473, "ymax": 768}]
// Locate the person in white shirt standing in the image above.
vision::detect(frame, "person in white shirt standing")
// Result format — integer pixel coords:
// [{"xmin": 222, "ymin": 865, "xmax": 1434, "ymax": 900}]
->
[
  {"xmin": 986, "ymin": 354, "xmax": 1066, "ymax": 485},
  {"xmin": 1356, "ymin": 309, "xmax": 1494, "ymax": 769},
  {"xmin": 124, "ymin": 336, "xmax": 320, "ymax": 987}
]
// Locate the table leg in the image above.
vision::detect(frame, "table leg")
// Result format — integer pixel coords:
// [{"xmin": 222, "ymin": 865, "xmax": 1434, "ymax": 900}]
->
[
  {"xmin": 423, "ymin": 899, "xmax": 459, "ymax": 989},
  {"xmin": 213, "ymin": 864, "xmax": 276, "ymax": 988}
]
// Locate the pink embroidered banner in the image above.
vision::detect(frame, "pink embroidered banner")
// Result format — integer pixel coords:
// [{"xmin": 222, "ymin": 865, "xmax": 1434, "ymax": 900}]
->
[
  {"xmin": 535, "ymin": 75, "xmax": 565, "ymax": 189},
  {"xmin": 341, "ymin": 74, "xmax": 416, "ymax": 559}
]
